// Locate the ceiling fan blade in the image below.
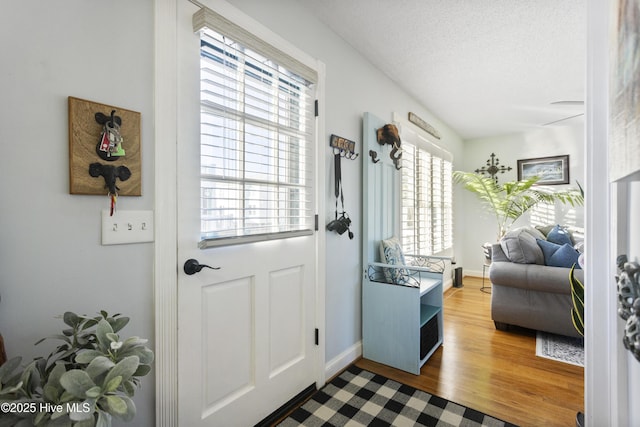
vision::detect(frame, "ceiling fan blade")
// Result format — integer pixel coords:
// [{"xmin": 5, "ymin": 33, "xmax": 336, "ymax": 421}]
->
[{"xmin": 542, "ymin": 113, "xmax": 585, "ymax": 126}]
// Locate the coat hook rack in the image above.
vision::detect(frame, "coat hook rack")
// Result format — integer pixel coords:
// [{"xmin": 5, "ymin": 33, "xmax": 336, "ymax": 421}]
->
[{"xmin": 330, "ymin": 134, "xmax": 358, "ymax": 160}]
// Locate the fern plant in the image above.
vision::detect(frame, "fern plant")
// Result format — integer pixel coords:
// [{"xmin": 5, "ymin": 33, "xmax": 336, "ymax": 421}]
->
[{"xmin": 452, "ymin": 171, "xmax": 584, "ymax": 239}]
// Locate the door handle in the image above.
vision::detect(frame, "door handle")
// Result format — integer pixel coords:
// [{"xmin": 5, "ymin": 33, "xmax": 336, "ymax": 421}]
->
[{"xmin": 183, "ymin": 259, "xmax": 220, "ymax": 275}]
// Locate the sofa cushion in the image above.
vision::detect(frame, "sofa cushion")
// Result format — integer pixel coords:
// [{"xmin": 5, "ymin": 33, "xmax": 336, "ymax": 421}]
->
[
  {"xmin": 546, "ymin": 224, "xmax": 573, "ymax": 246},
  {"xmin": 499, "ymin": 227, "xmax": 546, "ymax": 264},
  {"xmin": 537, "ymin": 239, "xmax": 581, "ymax": 269}
]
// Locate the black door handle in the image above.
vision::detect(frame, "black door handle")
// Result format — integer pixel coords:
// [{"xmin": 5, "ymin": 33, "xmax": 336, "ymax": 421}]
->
[{"xmin": 183, "ymin": 259, "xmax": 220, "ymax": 275}]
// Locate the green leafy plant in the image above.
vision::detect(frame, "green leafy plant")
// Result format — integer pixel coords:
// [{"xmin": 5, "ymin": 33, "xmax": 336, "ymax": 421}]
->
[
  {"xmin": 0, "ymin": 311, "xmax": 153, "ymax": 427},
  {"xmin": 570, "ymin": 265, "xmax": 585, "ymax": 336},
  {"xmin": 452, "ymin": 171, "xmax": 584, "ymax": 239}
]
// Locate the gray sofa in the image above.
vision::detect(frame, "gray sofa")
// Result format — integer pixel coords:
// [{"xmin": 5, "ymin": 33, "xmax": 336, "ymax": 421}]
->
[{"xmin": 489, "ymin": 225, "xmax": 584, "ymax": 338}]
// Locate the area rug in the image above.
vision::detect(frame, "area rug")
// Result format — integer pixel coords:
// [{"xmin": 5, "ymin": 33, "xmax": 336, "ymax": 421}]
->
[
  {"xmin": 536, "ymin": 331, "xmax": 584, "ymax": 367},
  {"xmin": 277, "ymin": 365, "xmax": 518, "ymax": 427}
]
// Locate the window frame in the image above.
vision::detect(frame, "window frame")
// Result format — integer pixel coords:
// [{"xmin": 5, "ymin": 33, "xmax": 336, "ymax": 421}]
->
[
  {"xmin": 399, "ymin": 120, "xmax": 454, "ymax": 256},
  {"xmin": 194, "ymin": 10, "xmax": 319, "ymax": 248}
]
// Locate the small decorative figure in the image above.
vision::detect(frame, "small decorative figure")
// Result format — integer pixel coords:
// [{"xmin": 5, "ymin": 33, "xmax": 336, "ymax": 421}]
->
[
  {"xmin": 616, "ymin": 254, "xmax": 640, "ymax": 362},
  {"xmin": 616, "ymin": 255, "xmax": 640, "ymax": 320},
  {"xmin": 376, "ymin": 124, "xmax": 402, "ymax": 170}
]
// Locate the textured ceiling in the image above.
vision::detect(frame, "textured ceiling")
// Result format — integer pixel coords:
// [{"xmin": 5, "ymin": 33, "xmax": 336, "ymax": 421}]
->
[{"xmin": 298, "ymin": 0, "xmax": 586, "ymax": 140}]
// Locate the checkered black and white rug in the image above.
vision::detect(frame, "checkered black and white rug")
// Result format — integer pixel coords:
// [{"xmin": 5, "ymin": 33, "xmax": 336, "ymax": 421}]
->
[{"xmin": 278, "ymin": 366, "xmax": 518, "ymax": 427}]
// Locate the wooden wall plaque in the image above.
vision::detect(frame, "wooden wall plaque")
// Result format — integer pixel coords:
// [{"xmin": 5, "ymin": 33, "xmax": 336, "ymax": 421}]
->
[{"xmin": 68, "ymin": 96, "xmax": 141, "ymax": 196}]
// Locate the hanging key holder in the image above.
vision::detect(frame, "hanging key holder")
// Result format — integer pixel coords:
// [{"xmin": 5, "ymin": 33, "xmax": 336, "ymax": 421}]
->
[
  {"xmin": 88, "ymin": 163, "xmax": 131, "ymax": 216},
  {"xmin": 95, "ymin": 110, "xmax": 126, "ymax": 161}
]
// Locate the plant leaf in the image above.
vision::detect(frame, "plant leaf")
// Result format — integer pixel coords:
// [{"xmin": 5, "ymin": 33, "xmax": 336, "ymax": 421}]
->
[
  {"xmin": 133, "ymin": 364, "xmax": 152, "ymax": 377},
  {"xmin": 110, "ymin": 317, "xmax": 130, "ymax": 333},
  {"xmin": 75, "ymin": 350, "xmax": 105, "ymax": 365},
  {"xmin": 103, "ymin": 395, "xmax": 128, "ymax": 417},
  {"xmin": 95, "ymin": 319, "xmax": 114, "ymax": 352},
  {"xmin": 63, "ymin": 312, "xmax": 80, "ymax": 328},
  {"xmin": 0, "ymin": 357, "xmax": 22, "ymax": 383},
  {"xmin": 96, "ymin": 410, "xmax": 112, "ymax": 427},
  {"xmin": 60, "ymin": 370, "xmax": 97, "ymax": 398},
  {"xmin": 85, "ymin": 356, "xmax": 115, "ymax": 382},
  {"xmin": 105, "ymin": 375, "xmax": 122, "ymax": 393},
  {"xmin": 85, "ymin": 385, "xmax": 102, "ymax": 398},
  {"xmin": 103, "ymin": 356, "xmax": 139, "ymax": 388},
  {"xmin": 570, "ymin": 265, "xmax": 585, "ymax": 336}
]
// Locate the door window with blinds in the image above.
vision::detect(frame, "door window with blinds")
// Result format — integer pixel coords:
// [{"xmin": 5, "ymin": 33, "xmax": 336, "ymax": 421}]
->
[
  {"xmin": 401, "ymin": 135, "xmax": 453, "ymax": 256},
  {"xmin": 195, "ymin": 12, "xmax": 317, "ymax": 248}
]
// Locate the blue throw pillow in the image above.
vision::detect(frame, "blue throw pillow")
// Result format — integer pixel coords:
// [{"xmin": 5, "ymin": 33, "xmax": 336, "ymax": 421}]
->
[
  {"xmin": 537, "ymin": 239, "xmax": 581, "ymax": 269},
  {"xmin": 546, "ymin": 224, "xmax": 573, "ymax": 246}
]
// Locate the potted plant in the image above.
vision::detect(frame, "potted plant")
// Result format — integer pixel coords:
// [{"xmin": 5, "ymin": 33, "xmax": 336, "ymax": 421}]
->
[
  {"xmin": 0, "ymin": 311, "xmax": 153, "ymax": 427},
  {"xmin": 452, "ymin": 171, "xmax": 584, "ymax": 240}
]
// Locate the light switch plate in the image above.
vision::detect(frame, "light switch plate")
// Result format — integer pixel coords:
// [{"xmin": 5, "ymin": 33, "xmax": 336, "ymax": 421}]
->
[{"xmin": 101, "ymin": 210, "xmax": 154, "ymax": 245}]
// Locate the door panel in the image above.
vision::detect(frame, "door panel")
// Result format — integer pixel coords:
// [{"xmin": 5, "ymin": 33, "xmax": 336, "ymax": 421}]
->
[
  {"xmin": 175, "ymin": 1, "xmax": 318, "ymax": 425},
  {"xmin": 202, "ymin": 277, "xmax": 254, "ymax": 412}
]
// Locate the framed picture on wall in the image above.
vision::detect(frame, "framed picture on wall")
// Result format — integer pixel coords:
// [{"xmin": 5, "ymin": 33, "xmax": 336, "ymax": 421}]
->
[{"xmin": 517, "ymin": 155, "xmax": 569, "ymax": 185}]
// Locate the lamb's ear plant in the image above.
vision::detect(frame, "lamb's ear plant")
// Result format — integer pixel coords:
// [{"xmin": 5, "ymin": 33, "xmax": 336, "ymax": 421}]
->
[
  {"xmin": 570, "ymin": 265, "xmax": 585, "ymax": 337},
  {"xmin": 453, "ymin": 171, "xmax": 584, "ymax": 240},
  {"xmin": 0, "ymin": 311, "xmax": 153, "ymax": 427}
]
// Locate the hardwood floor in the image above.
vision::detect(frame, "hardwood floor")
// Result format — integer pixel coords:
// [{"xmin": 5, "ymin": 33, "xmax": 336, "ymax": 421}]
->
[{"xmin": 355, "ymin": 276, "xmax": 584, "ymax": 427}]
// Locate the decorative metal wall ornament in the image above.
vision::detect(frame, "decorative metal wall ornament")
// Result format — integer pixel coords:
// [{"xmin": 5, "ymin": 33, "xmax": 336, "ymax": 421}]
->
[
  {"xmin": 475, "ymin": 153, "xmax": 512, "ymax": 184},
  {"xmin": 616, "ymin": 254, "xmax": 640, "ymax": 362}
]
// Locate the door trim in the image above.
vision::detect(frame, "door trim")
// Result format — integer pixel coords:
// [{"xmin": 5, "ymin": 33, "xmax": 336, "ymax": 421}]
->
[
  {"xmin": 153, "ymin": 1, "xmax": 326, "ymax": 425},
  {"xmin": 154, "ymin": 0, "xmax": 179, "ymax": 425}
]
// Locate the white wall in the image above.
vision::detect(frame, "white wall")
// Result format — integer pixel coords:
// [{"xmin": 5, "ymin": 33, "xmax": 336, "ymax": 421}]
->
[
  {"xmin": 0, "ymin": 1, "xmax": 156, "ymax": 425},
  {"xmin": 225, "ymin": 0, "xmax": 465, "ymax": 367},
  {"xmin": 459, "ymin": 123, "xmax": 585, "ymax": 274}
]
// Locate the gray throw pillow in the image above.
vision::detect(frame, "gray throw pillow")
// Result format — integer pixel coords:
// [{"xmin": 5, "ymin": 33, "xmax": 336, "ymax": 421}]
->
[{"xmin": 500, "ymin": 226, "xmax": 546, "ymax": 264}]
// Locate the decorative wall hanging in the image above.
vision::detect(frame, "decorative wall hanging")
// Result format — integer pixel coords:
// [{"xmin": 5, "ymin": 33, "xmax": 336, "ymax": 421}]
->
[
  {"xmin": 610, "ymin": 0, "xmax": 640, "ymax": 182},
  {"xmin": 517, "ymin": 155, "xmax": 569, "ymax": 185},
  {"xmin": 616, "ymin": 254, "xmax": 640, "ymax": 362},
  {"xmin": 68, "ymin": 96, "xmax": 141, "ymax": 196},
  {"xmin": 474, "ymin": 153, "xmax": 512, "ymax": 184},
  {"xmin": 408, "ymin": 112, "xmax": 440, "ymax": 139},
  {"xmin": 330, "ymin": 134, "xmax": 358, "ymax": 160},
  {"xmin": 376, "ymin": 124, "xmax": 402, "ymax": 170}
]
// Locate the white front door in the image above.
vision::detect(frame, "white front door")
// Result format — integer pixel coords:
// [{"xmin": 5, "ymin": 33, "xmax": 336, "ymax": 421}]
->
[{"xmin": 175, "ymin": 1, "xmax": 320, "ymax": 425}]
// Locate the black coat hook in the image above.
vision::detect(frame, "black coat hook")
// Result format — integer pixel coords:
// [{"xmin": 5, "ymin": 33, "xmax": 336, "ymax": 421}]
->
[
  {"xmin": 95, "ymin": 111, "xmax": 122, "ymax": 127},
  {"xmin": 369, "ymin": 150, "xmax": 380, "ymax": 164},
  {"xmin": 89, "ymin": 163, "xmax": 131, "ymax": 194}
]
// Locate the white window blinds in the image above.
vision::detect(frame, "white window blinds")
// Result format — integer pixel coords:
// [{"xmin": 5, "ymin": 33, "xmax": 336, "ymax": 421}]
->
[
  {"xmin": 194, "ymin": 8, "xmax": 317, "ymax": 247},
  {"xmin": 401, "ymin": 136, "xmax": 453, "ymax": 256}
]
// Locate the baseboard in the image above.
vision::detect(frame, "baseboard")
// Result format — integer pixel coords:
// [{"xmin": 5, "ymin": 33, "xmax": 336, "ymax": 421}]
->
[
  {"xmin": 464, "ymin": 270, "xmax": 484, "ymax": 278},
  {"xmin": 325, "ymin": 340, "xmax": 362, "ymax": 380}
]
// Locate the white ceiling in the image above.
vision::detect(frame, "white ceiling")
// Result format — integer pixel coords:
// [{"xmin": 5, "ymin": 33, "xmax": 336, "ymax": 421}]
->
[{"xmin": 298, "ymin": 0, "xmax": 586, "ymax": 140}]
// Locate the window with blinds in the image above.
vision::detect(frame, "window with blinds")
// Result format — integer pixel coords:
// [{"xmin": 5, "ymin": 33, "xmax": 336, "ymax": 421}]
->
[
  {"xmin": 401, "ymin": 141, "xmax": 453, "ymax": 256},
  {"xmin": 197, "ymin": 26, "xmax": 316, "ymax": 247}
]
